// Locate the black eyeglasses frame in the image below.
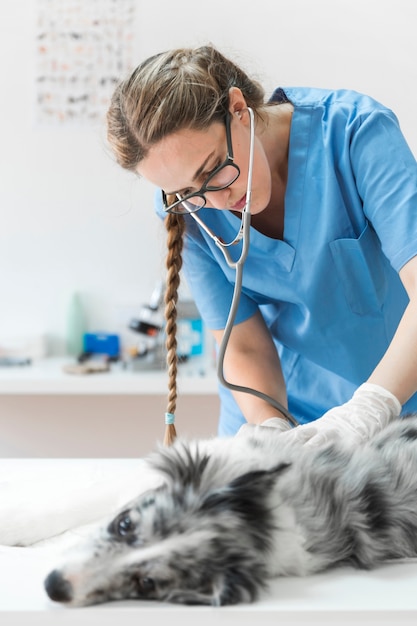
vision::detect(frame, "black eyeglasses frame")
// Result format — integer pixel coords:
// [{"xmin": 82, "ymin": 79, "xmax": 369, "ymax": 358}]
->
[{"xmin": 162, "ymin": 113, "xmax": 240, "ymax": 215}]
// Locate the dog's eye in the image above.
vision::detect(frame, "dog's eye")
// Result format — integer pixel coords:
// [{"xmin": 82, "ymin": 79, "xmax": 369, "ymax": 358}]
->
[
  {"xmin": 141, "ymin": 577, "xmax": 155, "ymax": 592},
  {"xmin": 138, "ymin": 577, "xmax": 156, "ymax": 594},
  {"xmin": 109, "ymin": 511, "xmax": 136, "ymax": 538},
  {"xmin": 109, "ymin": 509, "xmax": 142, "ymax": 542},
  {"xmin": 117, "ymin": 514, "xmax": 133, "ymax": 537}
]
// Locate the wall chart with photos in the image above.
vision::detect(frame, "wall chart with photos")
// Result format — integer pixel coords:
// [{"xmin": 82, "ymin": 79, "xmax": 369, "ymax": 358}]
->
[{"xmin": 35, "ymin": 0, "xmax": 135, "ymax": 125}]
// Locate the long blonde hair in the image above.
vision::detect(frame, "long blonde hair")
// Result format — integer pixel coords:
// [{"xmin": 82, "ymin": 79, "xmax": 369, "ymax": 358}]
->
[{"xmin": 107, "ymin": 45, "xmax": 265, "ymax": 443}]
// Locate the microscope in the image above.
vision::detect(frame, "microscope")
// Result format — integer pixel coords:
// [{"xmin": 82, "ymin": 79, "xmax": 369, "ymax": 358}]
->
[
  {"xmin": 127, "ymin": 281, "xmax": 167, "ymax": 370},
  {"xmin": 127, "ymin": 281, "xmax": 204, "ymax": 371}
]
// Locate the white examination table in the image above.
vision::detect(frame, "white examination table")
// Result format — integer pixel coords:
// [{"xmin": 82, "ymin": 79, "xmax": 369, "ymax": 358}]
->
[{"xmin": 1, "ymin": 459, "xmax": 417, "ymax": 626}]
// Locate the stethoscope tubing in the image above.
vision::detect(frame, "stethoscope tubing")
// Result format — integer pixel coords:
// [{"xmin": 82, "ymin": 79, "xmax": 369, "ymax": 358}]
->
[{"xmin": 191, "ymin": 107, "xmax": 298, "ymax": 427}]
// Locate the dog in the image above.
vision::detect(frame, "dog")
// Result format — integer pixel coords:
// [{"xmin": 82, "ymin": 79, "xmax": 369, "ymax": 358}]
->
[{"xmin": 44, "ymin": 416, "xmax": 417, "ymax": 607}]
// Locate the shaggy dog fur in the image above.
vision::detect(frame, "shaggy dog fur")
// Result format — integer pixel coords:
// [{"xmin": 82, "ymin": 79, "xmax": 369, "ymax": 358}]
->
[{"xmin": 44, "ymin": 416, "xmax": 417, "ymax": 607}]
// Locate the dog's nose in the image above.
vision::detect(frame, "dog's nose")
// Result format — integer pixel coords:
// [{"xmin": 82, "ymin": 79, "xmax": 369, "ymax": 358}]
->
[{"xmin": 44, "ymin": 569, "xmax": 73, "ymax": 603}]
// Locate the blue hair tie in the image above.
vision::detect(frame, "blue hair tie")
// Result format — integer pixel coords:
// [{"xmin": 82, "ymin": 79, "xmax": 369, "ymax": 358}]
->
[{"xmin": 165, "ymin": 412, "xmax": 175, "ymax": 425}]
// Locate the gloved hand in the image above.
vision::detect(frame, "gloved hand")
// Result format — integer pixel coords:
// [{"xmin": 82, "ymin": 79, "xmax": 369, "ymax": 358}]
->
[
  {"xmin": 280, "ymin": 383, "xmax": 401, "ymax": 448},
  {"xmin": 236, "ymin": 416, "xmax": 292, "ymax": 438}
]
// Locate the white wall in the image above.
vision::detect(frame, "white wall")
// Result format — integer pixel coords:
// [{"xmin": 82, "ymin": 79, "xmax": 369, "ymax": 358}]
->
[{"xmin": 1, "ymin": 0, "xmax": 416, "ymax": 355}]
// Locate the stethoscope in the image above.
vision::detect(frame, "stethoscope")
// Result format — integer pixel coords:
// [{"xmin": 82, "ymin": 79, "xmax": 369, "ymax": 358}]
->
[{"xmin": 188, "ymin": 107, "xmax": 298, "ymax": 427}]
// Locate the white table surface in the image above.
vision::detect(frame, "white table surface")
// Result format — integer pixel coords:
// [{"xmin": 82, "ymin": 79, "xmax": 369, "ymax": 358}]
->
[{"xmin": 2, "ymin": 459, "xmax": 417, "ymax": 626}]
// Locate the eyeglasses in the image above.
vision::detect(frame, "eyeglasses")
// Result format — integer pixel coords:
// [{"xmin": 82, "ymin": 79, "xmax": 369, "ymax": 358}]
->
[{"xmin": 162, "ymin": 113, "xmax": 240, "ymax": 214}]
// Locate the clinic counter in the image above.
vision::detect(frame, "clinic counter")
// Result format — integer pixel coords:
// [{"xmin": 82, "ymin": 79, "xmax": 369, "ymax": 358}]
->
[
  {"xmin": 0, "ymin": 356, "xmax": 218, "ymax": 395},
  {"xmin": 0, "ymin": 359, "xmax": 220, "ymax": 457}
]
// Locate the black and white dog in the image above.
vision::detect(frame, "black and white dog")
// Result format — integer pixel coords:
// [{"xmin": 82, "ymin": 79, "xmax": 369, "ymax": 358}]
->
[{"xmin": 44, "ymin": 416, "xmax": 417, "ymax": 607}]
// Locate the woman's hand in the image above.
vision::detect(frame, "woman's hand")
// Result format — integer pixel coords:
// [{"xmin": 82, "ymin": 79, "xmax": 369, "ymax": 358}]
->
[
  {"xmin": 236, "ymin": 416, "xmax": 292, "ymax": 437},
  {"xmin": 280, "ymin": 383, "xmax": 401, "ymax": 447}
]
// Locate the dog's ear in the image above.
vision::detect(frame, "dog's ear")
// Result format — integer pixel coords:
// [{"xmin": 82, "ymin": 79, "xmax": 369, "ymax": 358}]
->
[
  {"xmin": 201, "ymin": 462, "xmax": 291, "ymax": 521},
  {"xmin": 150, "ymin": 443, "xmax": 211, "ymax": 490},
  {"xmin": 228, "ymin": 461, "xmax": 291, "ymax": 491}
]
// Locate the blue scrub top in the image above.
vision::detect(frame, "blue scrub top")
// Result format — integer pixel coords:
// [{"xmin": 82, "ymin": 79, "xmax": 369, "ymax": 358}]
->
[{"xmin": 155, "ymin": 87, "xmax": 417, "ymax": 435}]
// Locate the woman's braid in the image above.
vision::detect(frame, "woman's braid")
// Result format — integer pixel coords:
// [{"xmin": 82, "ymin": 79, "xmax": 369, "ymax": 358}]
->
[{"xmin": 163, "ymin": 211, "xmax": 185, "ymax": 445}]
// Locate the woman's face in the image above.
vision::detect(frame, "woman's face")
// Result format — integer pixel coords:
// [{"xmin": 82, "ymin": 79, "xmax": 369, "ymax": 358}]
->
[{"xmin": 137, "ymin": 110, "xmax": 272, "ymax": 216}]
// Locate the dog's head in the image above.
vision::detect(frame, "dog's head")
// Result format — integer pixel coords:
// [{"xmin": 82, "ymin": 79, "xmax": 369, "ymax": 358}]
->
[{"xmin": 44, "ymin": 443, "xmax": 289, "ymax": 606}]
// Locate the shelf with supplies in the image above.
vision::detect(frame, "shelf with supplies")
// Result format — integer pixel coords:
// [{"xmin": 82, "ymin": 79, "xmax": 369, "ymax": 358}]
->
[{"xmin": 0, "ymin": 356, "xmax": 218, "ymax": 396}]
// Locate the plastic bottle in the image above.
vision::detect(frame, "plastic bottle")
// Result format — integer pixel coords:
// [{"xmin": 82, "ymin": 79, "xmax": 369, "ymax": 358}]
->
[{"xmin": 66, "ymin": 292, "xmax": 86, "ymax": 357}]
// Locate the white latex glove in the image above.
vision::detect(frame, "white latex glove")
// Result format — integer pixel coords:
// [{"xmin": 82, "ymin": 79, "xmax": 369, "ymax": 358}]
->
[
  {"xmin": 280, "ymin": 383, "xmax": 401, "ymax": 448},
  {"xmin": 236, "ymin": 417, "xmax": 292, "ymax": 438}
]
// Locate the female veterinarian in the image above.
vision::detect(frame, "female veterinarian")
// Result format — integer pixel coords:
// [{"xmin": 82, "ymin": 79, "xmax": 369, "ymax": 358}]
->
[{"xmin": 107, "ymin": 44, "xmax": 417, "ymax": 447}]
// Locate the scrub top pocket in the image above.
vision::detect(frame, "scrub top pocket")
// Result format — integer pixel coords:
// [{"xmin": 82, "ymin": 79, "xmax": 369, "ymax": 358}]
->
[{"xmin": 329, "ymin": 222, "xmax": 387, "ymax": 316}]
